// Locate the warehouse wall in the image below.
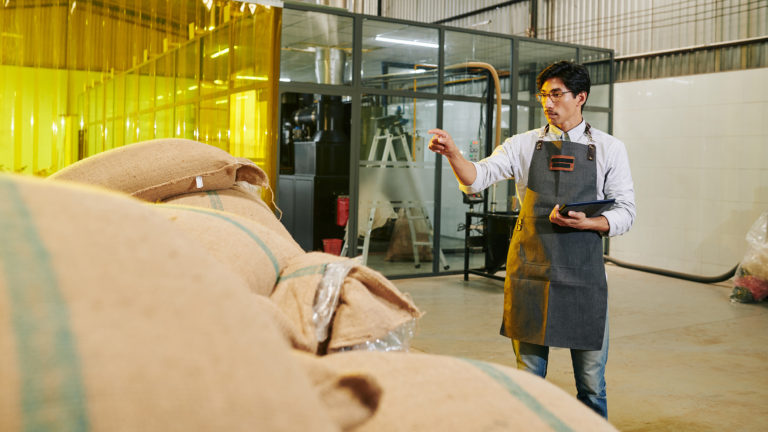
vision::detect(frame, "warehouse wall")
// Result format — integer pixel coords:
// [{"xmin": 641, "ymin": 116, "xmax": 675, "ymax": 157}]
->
[
  {"xmin": 610, "ymin": 67, "xmax": 768, "ymax": 275},
  {"xmin": 371, "ymin": 0, "xmax": 767, "ymax": 57}
]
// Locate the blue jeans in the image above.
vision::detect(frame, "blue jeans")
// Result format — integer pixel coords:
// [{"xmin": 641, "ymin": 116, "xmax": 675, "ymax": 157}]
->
[{"xmin": 512, "ymin": 320, "xmax": 609, "ymax": 418}]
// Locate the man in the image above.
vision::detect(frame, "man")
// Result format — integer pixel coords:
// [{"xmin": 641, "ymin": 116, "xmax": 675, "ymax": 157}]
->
[{"xmin": 428, "ymin": 61, "xmax": 635, "ymax": 418}]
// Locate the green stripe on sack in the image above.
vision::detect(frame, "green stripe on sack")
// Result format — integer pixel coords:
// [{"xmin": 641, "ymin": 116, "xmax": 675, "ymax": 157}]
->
[
  {"xmin": 164, "ymin": 205, "xmax": 280, "ymax": 276},
  {"xmin": 461, "ymin": 358, "xmax": 574, "ymax": 432},
  {"xmin": 275, "ymin": 264, "xmax": 328, "ymax": 284},
  {"xmin": 0, "ymin": 177, "xmax": 90, "ymax": 432},
  {"xmin": 205, "ymin": 190, "xmax": 224, "ymax": 210}
]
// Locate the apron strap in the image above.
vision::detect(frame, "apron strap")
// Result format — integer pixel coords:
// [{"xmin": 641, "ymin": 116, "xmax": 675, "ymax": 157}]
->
[{"xmin": 538, "ymin": 123, "xmax": 596, "ymax": 160}]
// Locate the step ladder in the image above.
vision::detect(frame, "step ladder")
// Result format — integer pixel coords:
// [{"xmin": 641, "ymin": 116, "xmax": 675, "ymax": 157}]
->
[{"xmin": 342, "ymin": 117, "xmax": 448, "ymax": 269}]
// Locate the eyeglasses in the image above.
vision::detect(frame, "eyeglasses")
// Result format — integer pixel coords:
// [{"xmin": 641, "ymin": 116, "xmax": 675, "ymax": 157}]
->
[{"xmin": 535, "ymin": 90, "xmax": 574, "ymax": 102}]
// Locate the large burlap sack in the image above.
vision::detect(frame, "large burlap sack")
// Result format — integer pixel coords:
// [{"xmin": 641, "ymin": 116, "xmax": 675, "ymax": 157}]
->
[
  {"xmin": 153, "ymin": 204, "xmax": 304, "ymax": 296},
  {"xmin": 271, "ymin": 252, "xmax": 422, "ymax": 354},
  {"xmin": 297, "ymin": 351, "xmax": 619, "ymax": 432},
  {"xmin": 163, "ymin": 182, "xmax": 294, "ymax": 242},
  {"xmin": 385, "ymin": 208, "xmax": 433, "ymax": 262},
  {"xmin": 48, "ymin": 138, "xmax": 267, "ymax": 202},
  {"xmin": 292, "ymin": 352, "xmax": 383, "ymax": 431},
  {"xmin": 0, "ymin": 173, "xmax": 338, "ymax": 432}
]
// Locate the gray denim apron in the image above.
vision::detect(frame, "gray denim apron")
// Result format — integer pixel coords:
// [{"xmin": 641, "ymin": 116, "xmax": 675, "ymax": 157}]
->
[{"xmin": 500, "ymin": 124, "xmax": 607, "ymax": 351}]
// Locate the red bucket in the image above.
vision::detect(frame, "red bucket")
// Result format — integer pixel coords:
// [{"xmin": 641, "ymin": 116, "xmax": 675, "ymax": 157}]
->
[
  {"xmin": 336, "ymin": 196, "xmax": 349, "ymax": 227},
  {"xmin": 322, "ymin": 238, "xmax": 343, "ymax": 256}
]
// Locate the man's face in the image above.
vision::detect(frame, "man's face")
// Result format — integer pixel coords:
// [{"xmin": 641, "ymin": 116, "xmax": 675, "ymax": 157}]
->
[{"xmin": 539, "ymin": 77, "xmax": 586, "ymax": 130}]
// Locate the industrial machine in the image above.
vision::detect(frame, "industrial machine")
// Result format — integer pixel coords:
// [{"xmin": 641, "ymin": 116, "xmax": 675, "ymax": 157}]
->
[{"xmin": 278, "ymin": 93, "xmax": 350, "ymax": 251}]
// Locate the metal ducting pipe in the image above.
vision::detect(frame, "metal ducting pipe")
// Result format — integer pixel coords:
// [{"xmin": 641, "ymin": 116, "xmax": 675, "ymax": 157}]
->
[
  {"xmin": 315, "ymin": 48, "xmax": 347, "ymax": 85},
  {"xmin": 312, "ymin": 0, "xmax": 348, "ymax": 85}
]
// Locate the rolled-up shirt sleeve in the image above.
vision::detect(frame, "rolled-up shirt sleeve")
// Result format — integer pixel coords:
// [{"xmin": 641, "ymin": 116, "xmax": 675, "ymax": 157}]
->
[{"xmin": 459, "ymin": 138, "xmax": 521, "ymax": 194}]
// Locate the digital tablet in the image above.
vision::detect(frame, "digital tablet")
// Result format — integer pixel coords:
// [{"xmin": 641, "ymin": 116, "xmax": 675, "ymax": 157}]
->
[{"xmin": 558, "ymin": 199, "xmax": 615, "ymax": 217}]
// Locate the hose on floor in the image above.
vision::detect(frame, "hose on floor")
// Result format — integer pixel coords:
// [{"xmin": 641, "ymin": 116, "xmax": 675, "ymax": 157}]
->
[{"xmin": 603, "ymin": 255, "xmax": 738, "ymax": 284}]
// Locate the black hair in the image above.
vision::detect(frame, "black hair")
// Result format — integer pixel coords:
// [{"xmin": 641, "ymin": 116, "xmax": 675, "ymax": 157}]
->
[{"xmin": 536, "ymin": 61, "xmax": 591, "ymax": 109}]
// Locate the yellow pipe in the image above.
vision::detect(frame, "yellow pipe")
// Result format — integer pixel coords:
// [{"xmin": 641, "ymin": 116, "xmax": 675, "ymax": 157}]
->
[{"xmin": 445, "ymin": 62, "xmax": 502, "ymax": 149}]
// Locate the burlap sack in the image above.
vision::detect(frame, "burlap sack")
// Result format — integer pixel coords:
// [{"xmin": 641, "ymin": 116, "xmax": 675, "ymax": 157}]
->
[
  {"xmin": 0, "ymin": 173, "xmax": 338, "ymax": 432},
  {"xmin": 162, "ymin": 182, "xmax": 294, "ymax": 242},
  {"xmin": 48, "ymin": 138, "xmax": 268, "ymax": 202},
  {"xmin": 292, "ymin": 351, "xmax": 383, "ymax": 431},
  {"xmin": 270, "ymin": 252, "xmax": 422, "ymax": 354},
  {"xmin": 153, "ymin": 204, "xmax": 304, "ymax": 296},
  {"xmin": 298, "ymin": 351, "xmax": 619, "ymax": 432},
  {"xmin": 385, "ymin": 208, "xmax": 433, "ymax": 262}
]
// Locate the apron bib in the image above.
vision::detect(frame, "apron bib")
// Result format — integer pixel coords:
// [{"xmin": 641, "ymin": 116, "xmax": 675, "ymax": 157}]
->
[{"xmin": 500, "ymin": 124, "xmax": 607, "ymax": 350}]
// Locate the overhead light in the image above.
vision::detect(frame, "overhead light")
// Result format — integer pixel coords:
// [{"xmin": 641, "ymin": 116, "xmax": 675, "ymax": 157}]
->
[
  {"xmin": 210, "ymin": 47, "xmax": 229, "ymax": 58},
  {"xmin": 374, "ymin": 36, "xmax": 438, "ymax": 49},
  {"xmin": 279, "ymin": 77, "xmax": 291, "ymax": 82},
  {"xmin": 215, "ymin": 99, "xmax": 227, "ymax": 105},
  {"xmin": 239, "ymin": 0, "xmax": 284, "ymax": 8},
  {"xmin": 236, "ymin": 75, "xmax": 268, "ymax": 81}
]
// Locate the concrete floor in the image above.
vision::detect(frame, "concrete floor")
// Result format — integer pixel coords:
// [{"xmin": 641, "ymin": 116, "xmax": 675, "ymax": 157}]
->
[{"xmin": 395, "ymin": 264, "xmax": 768, "ymax": 432}]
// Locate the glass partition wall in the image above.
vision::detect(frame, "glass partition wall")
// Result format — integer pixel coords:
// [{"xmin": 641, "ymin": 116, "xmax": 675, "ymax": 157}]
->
[
  {"xmin": 0, "ymin": 1, "xmax": 611, "ymax": 279},
  {"xmin": 278, "ymin": 3, "xmax": 613, "ymax": 278}
]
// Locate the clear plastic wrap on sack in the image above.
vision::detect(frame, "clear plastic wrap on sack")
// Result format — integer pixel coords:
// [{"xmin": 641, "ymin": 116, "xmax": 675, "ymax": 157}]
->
[
  {"xmin": 731, "ymin": 212, "xmax": 768, "ymax": 303},
  {"xmin": 312, "ymin": 258, "xmax": 360, "ymax": 342},
  {"xmin": 311, "ymin": 257, "xmax": 419, "ymax": 352},
  {"xmin": 330, "ymin": 319, "xmax": 418, "ymax": 353}
]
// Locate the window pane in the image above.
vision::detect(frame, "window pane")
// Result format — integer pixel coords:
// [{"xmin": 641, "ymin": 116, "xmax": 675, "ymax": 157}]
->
[
  {"xmin": 280, "ymin": 9, "xmax": 353, "ymax": 85},
  {"xmin": 358, "ymin": 95, "xmax": 438, "ymax": 276},
  {"xmin": 584, "ymin": 111, "xmax": 609, "ymax": 132},
  {"xmin": 517, "ymin": 41, "xmax": 577, "ymax": 99},
  {"xmin": 582, "ymin": 48, "xmax": 612, "ymax": 108},
  {"xmin": 444, "ymin": 31, "xmax": 511, "ymax": 98},
  {"xmin": 362, "ymin": 19, "xmax": 438, "ymax": 92}
]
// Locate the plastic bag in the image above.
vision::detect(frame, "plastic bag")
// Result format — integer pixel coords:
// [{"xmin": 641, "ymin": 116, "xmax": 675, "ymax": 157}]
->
[
  {"xmin": 731, "ymin": 212, "xmax": 768, "ymax": 303},
  {"xmin": 312, "ymin": 258, "xmax": 360, "ymax": 343},
  {"xmin": 311, "ymin": 256, "xmax": 418, "ymax": 352},
  {"xmin": 330, "ymin": 319, "xmax": 418, "ymax": 353}
]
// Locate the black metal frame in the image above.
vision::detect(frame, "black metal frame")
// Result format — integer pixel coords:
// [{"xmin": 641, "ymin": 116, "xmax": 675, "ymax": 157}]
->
[{"xmin": 277, "ymin": 2, "xmax": 614, "ymax": 279}]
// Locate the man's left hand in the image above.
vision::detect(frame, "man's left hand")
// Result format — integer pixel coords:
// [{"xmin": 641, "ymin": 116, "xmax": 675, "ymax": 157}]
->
[{"xmin": 549, "ymin": 205, "xmax": 609, "ymax": 234}]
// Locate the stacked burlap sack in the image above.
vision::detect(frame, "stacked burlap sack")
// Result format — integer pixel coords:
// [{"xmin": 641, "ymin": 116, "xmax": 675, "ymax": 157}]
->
[
  {"xmin": 0, "ymin": 173, "xmax": 354, "ymax": 431},
  {"xmin": 47, "ymin": 138, "xmax": 422, "ymax": 352},
  {"xmin": 30, "ymin": 138, "xmax": 619, "ymax": 430},
  {"xmin": 295, "ymin": 350, "xmax": 619, "ymax": 432}
]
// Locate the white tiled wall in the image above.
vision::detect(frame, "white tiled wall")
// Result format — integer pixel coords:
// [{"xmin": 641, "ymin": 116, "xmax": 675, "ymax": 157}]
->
[{"xmin": 610, "ymin": 68, "xmax": 768, "ymax": 275}]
